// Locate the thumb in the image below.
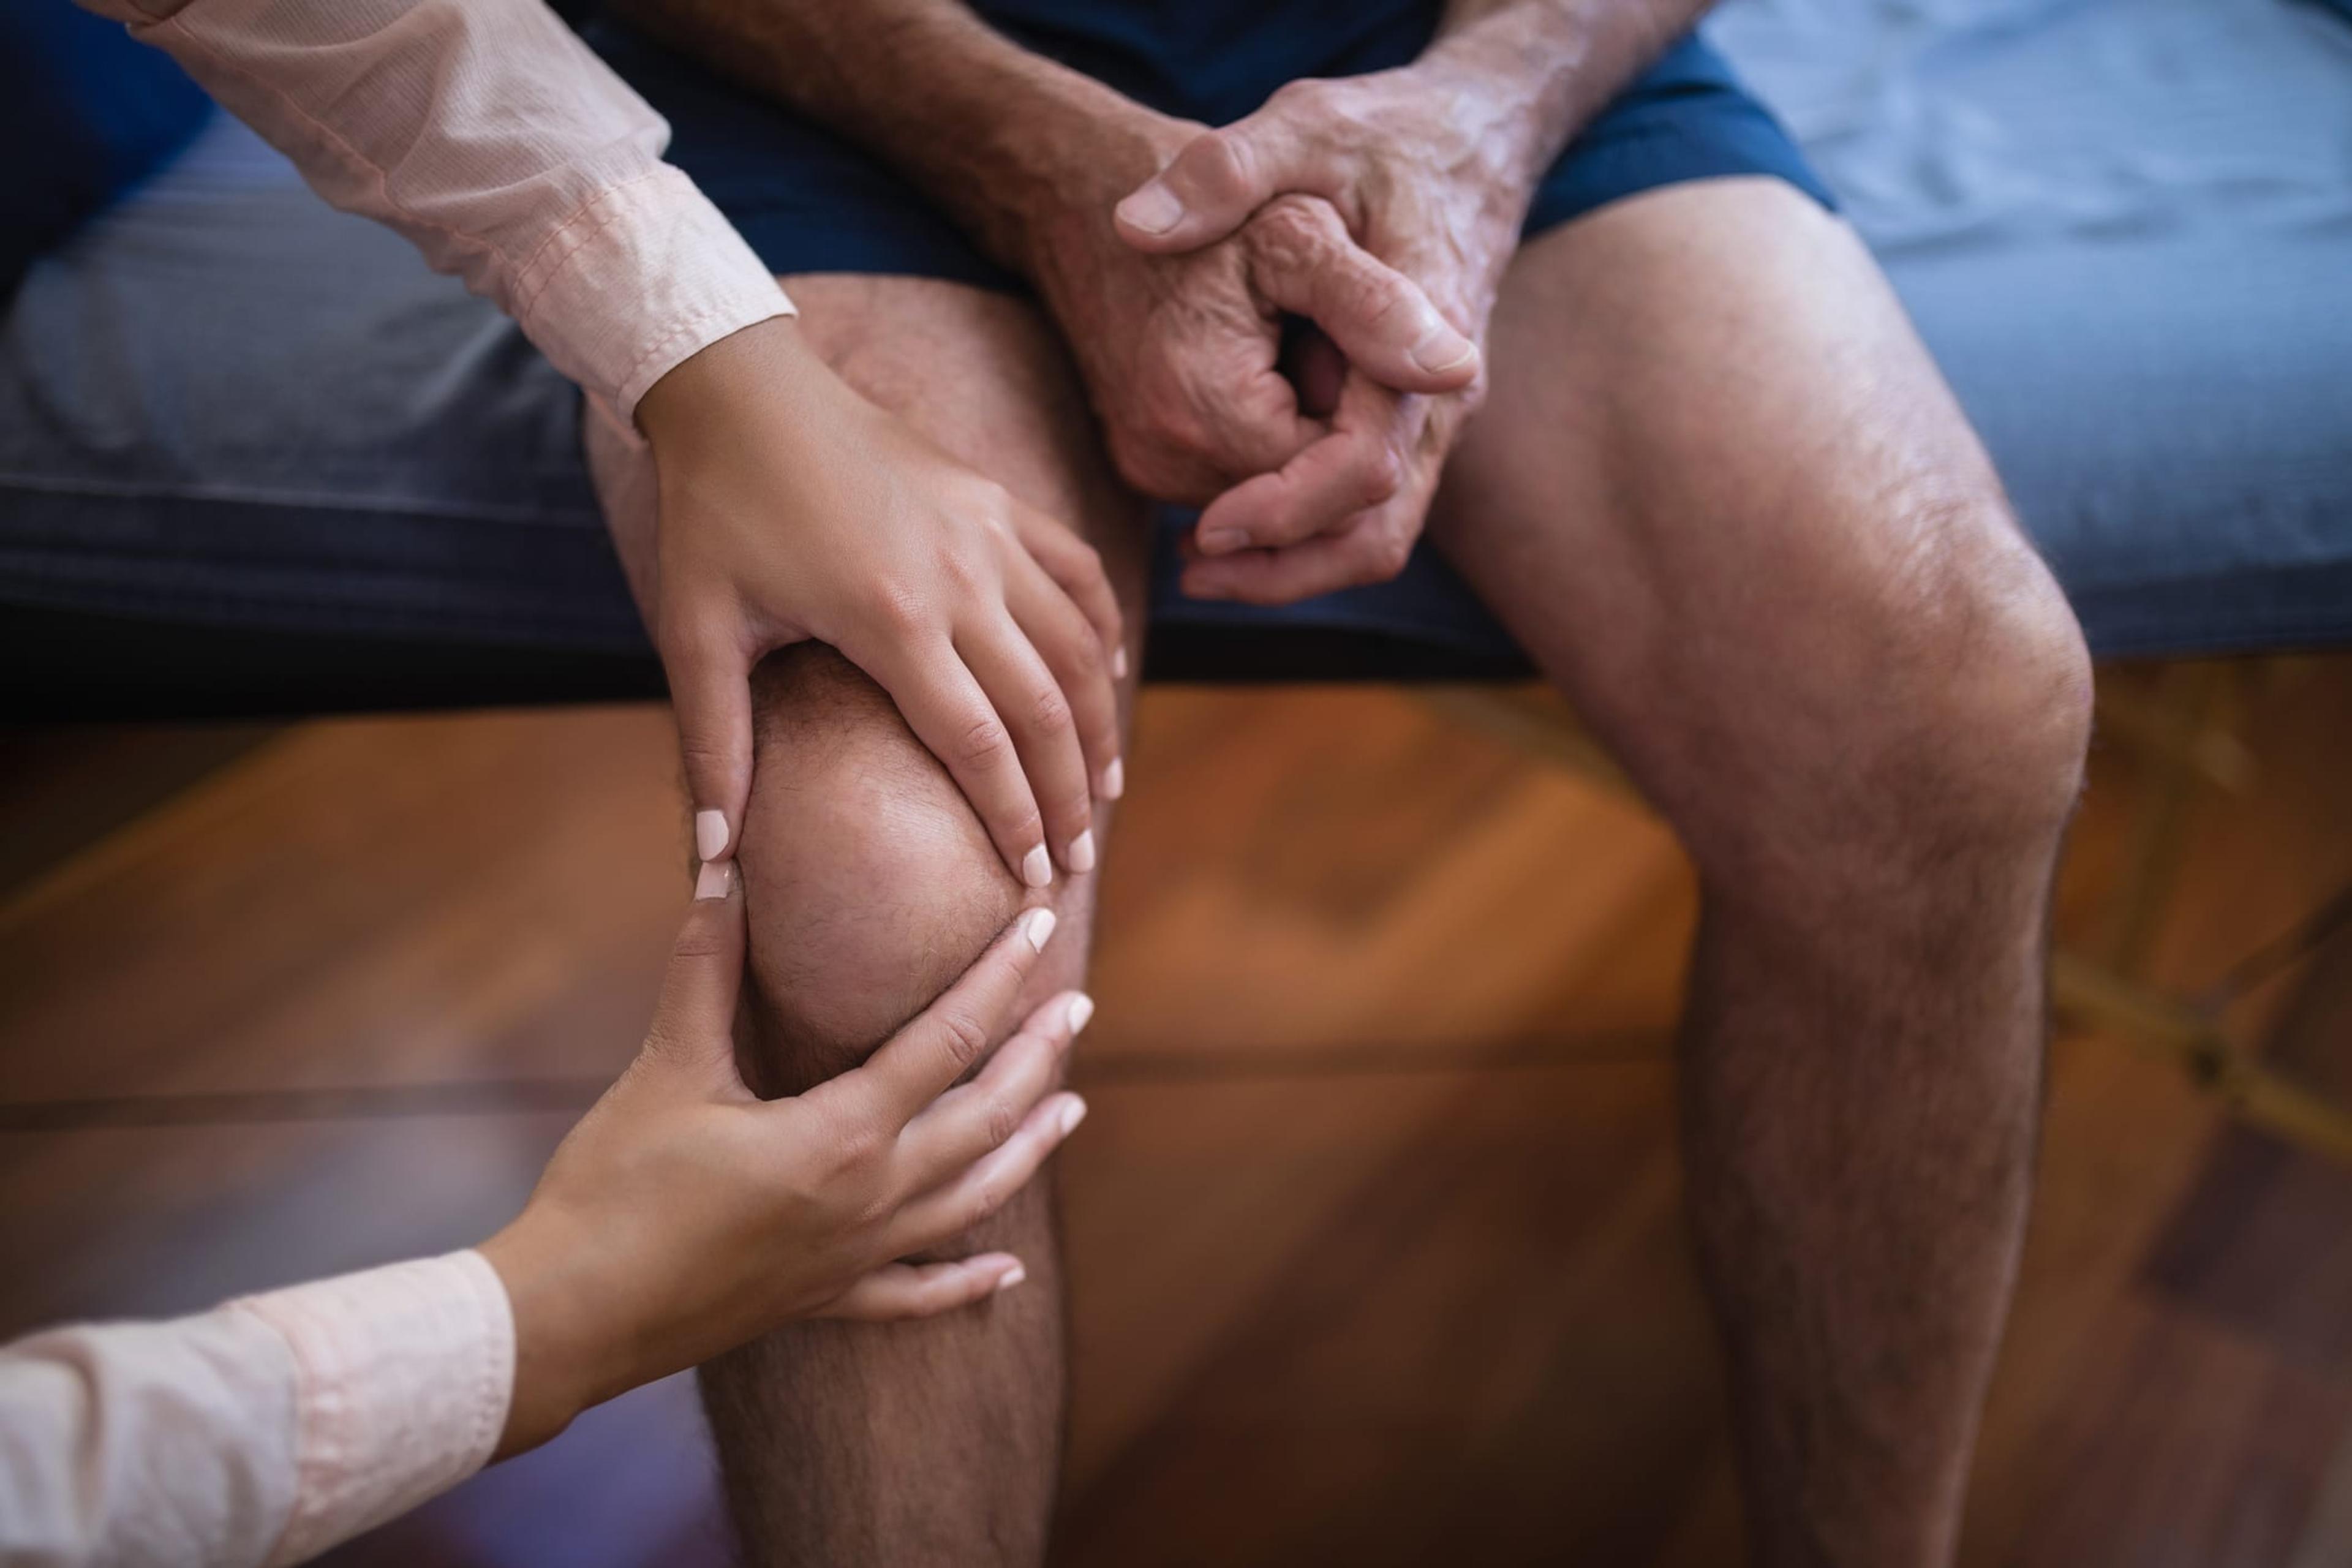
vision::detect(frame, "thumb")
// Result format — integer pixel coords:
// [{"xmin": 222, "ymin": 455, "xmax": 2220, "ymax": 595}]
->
[
  {"xmin": 1115, "ymin": 119, "xmax": 1314, "ymax": 254},
  {"xmin": 1248, "ymin": 216, "xmax": 1480, "ymax": 393},
  {"xmin": 662, "ymin": 611, "xmax": 754, "ymax": 869},
  {"xmin": 639, "ymin": 861, "xmax": 748, "ymax": 1080}
]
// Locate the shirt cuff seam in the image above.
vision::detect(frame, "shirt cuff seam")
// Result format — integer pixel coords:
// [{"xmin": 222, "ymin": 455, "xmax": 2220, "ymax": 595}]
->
[
  {"xmin": 510, "ymin": 167, "xmax": 673, "ymax": 321},
  {"xmin": 227, "ymin": 1300, "xmax": 320, "ymax": 1568}
]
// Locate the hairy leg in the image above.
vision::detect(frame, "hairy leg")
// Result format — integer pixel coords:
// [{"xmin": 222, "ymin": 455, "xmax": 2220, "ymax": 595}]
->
[
  {"xmin": 1432, "ymin": 179, "xmax": 2091, "ymax": 1566},
  {"xmin": 592, "ymin": 275, "xmax": 1145, "ymax": 1565}
]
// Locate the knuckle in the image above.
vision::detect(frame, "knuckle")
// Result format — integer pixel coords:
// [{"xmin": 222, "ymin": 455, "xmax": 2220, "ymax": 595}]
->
[
  {"xmin": 937, "ymin": 543, "xmax": 993, "ymax": 596},
  {"xmin": 1368, "ymin": 537, "xmax": 1413, "ymax": 581},
  {"xmin": 940, "ymin": 1006, "xmax": 992, "ymax": 1072},
  {"xmin": 1065, "ymin": 538, "xmax": 1109, "ymax": 587},
  {"xmin": 956, "ymin": 712, "xmax": 1014, "ymax": 768},
  {"xmin": 964, "ymin": 1176, "xmax": 1006, "ymax": 1228},
  {"xmin": 1251, "ymin": 194, "xmax": 1330, "ymax": 258},
  {"xmin": 669, "ymin": 925, "xmax": 729, "ymax": 964},
  {"xmin": 1027, "ymin": 682, "xmax": 1072, "ymax": 734},
  {"xmin": 984, "ymin": 1095, "xmax": 1020, "ymax": 1150},
  {"xmin": 826, "ymin": 1117, "xmax": 886, "ymax": 1178},
  {"xmin": 1362, "ymin": 443, "xmax": 1405, "ymax": 502},
  {"xmin": 865, "ymin": 581, "xmax": 931, "ymax": 639},
  {"xmin": 1186, "ymin": 129, "xmax": 1258, "ymax": 206},
  {"xmin": 675, "ymin": 731, "xmax": 734, "ymax": 776},
  {"xmin": 1065, "ymin": 630, "xmax": 1106, "ymax": 680}
]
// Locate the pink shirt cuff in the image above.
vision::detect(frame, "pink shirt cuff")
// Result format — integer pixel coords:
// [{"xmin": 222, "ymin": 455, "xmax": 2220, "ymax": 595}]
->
[
  {"xmin": 230, "ymin": 1250, "xmax": 513, "ymax": 1567},
  {"xmin": 520, "ymin": 164, "xmax": 796, "ymax": 426}
]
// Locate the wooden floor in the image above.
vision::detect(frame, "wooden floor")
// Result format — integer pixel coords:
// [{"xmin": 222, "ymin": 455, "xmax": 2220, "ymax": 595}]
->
[{"xmin": 3, "ymin": 662, "xmax": 2350, "ymax": 1566}]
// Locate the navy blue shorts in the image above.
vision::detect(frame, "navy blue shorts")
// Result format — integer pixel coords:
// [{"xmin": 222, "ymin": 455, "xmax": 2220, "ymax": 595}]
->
[
  {"xmin": 583, "ymin": 5, "xmax": 1836, "ymax": 677},
  {"xmin": 585, "ymin": 4, "xmax": 1833, "ymax": 291}
]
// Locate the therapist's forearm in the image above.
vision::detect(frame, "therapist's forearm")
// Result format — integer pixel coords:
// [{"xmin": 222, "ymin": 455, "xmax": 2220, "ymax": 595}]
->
[
  {"xmin": 77, "ymin": 0, "xmax": 791, "ymax": 422},
  {"xmin": 0, "ymin": 1252, "xmax": 513, "ymax": 1568}
]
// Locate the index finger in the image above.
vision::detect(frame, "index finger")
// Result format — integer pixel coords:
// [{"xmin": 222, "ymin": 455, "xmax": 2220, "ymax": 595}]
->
[
  {"xmin": 1194, "ymin": 375, "xmax": 1417, "ymax": 555},
  {"xmin": 1183, "ymin": 511, "xmax": 1415, "ymax": 606},
  {"xmin": 1245, "ymin": 208, "xmax": 1479, "ymax": 394},
  {"xmin": 858, "ymin": 635, "xmax": 1054, "ymax": 888},
  {"xmin": 826, "ymin": 905, "xmax": 1060, "ymax": 1127}
]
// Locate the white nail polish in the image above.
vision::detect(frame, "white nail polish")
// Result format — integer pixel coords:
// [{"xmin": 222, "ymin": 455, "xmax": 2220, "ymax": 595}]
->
[
  {"xmin": 1022, "ymin": 907, "xmax": 1058, "ymax": 952},
  {"xmin": 995, "ymin": 1263, "xmax": 1028, "ymax": 1292},
  {"xmin": 1066, "ymin": 830, "xmax": 1096, "ymax": 874},
  {"xmin": 1020, "ymin": 843, "xmax": 1053, "ymax": 888},
  {"xmin": 1101, "ymin": 758, "xmax": 1125, "ymax": 801},
  {"xmin": 1066, "ymin": 993, "xmax": 1095, "ymax": 1035},
  {"xmin": 693, "ymin": 861, "xmax": 733, "ymax": 901},
  {"xmin": 694, "ymin": 809, "xmax": 728, "ymax": 862},
  {"xmin": 1058, "ymin": 1098, "xmax": 1088, "ymax": 1136}
]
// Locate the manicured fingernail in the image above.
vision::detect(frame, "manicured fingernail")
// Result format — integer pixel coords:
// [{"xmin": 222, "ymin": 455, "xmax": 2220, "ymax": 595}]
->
[
  {"xmin": 1066, "ymin": 829, "xmax": 1096, "ymax": 874},
  {"xmin": 1101, "ymin": 758, "xmax": 1125, "ymax": 800},
  {"xmin": 1066, "ymin": 993, "xmax": 1095, "ymax": 1035},
  {"xmin": 1058, "ymin": 1096, "xmax": 1088, "ymax": 1136},
  {"xmin": 1021, "ymin": 906, "xmax": 1058, "ymax": 952},
  {"xmin": 1410, "ymin": 317, "xmax": 1479, "ymax": 376},
  {"xmin": 1112, "ymin": 646, "xmax": 1129, "ymax": 680},
  {"xmin": 695, "ymin": 809, "xmax": 729, "ymax": 861},
  {"xmin": 1197, "ymin": 527, "xmax": 1246, "ymax": 554},
  {"xmin": 996, "ymin": 1262, "xmax": 1028, "ymax": 1292},
  {"xmin": 1117, "ymin": 182, "xmax": 1185, "ymax": 235},
  {"xmin": 694, "ymin": 860, "xmax": 733, "ymax": 901},
  {"xmin": 1020, "ymin": 843, "xmax": 1052, "ymax": 888}
]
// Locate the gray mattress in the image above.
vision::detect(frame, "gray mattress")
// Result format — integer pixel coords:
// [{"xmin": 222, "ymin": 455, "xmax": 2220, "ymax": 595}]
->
[{"xmin": 1, "ymin": 0, "xmax": 2348, "ymax": 669}]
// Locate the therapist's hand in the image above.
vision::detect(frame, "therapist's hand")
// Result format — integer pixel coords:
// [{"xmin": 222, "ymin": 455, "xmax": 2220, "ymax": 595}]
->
[
  {"xmin": 478, "ymin": 869, "xmax": 1089, "ymax": 1454},
  {"xmin": 637, "ymin": 315, "xmax": 1125, "ymax": 891}
]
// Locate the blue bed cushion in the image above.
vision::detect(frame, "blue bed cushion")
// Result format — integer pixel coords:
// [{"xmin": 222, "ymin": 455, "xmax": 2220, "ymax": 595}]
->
[
  {"xmin": 0, "ymin": 2, "xmax": 211, "ymax": 293},
  {"xmin": 0, "ymin": 0, "xmax": 2348, "ymax": 667}
]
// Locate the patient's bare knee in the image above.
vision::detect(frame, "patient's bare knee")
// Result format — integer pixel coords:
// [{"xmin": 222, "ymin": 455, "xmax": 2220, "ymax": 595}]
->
[{"xmin": 733, "ymin": 645, "xmax": 1025, "ymax": 1095}]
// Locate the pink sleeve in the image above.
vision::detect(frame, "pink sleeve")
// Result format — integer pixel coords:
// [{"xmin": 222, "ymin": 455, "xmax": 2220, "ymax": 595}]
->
[
  {"xmin": 0, "ymin": 1250, "xmax": 513, "ymax": 1568},
  {"xmin": 79, "ymin": 0, "xmax": 793, "ymax": 422}
]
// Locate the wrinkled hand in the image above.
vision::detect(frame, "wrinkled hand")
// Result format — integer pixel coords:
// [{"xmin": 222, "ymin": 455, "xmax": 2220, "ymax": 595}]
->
[
  {"xmin": 480, "ymin": 873, "xmax": 1090, "ymax": 1453},
  {"xmin": 1114, "ymin": 66, "xmax": 1535, "ymax": 603},
  {"xmin": 636, "ymin": 317, "xmax": 1123, "ymax": 889},
  {"xmin": 1020, "ymin": 115, "xmax": 1479, "ymax": 521}
]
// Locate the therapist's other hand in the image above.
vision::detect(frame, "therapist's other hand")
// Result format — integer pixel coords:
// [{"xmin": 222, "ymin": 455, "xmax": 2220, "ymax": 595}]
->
[
  {"xmin": 636, "ymin": 315, "xmax": 1125, "ymax": 891},
  {"xmin": 479, "ymin": 872, "xmax": 1090, "ymax": 1454}
]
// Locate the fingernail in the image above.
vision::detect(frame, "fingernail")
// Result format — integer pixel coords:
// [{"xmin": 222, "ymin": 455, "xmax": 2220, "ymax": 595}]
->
[
  {"xmin": 1101, "ymin": 758, "xmax": 1125, "ymax": 801},
  {"xmin": 1020, "ymin": 843, "xmax": 1053, "ymax": 889},
  {"xmin": 695, "ymin": 809, "xmax": 729, "ymax": 862},
  {"xmin": 1197, "ymin": 527, "xmax": 1246, "ymax": 555},
  {"xmin": 1066, "ymin": 829, "xmax": 1096, "ymax": 874},
  {"xmin": 1059, "ymin": 1096, "xmax": 1088, "ymax": 1136},
  {"xmin": 1410, "ymin": 317, "xmax": 1479, "ymax": 376},
  {"xmin": 1021, "ymin": 906, "xmax": 1058, "ymax": 952},
  {"xmin": 1066, "ymin": 993, "xmax": 1095, "ymax": 1035},
  {"xmin": 694, "ymin": 860, "xmax": 733, "ymax": 901},
  {"xmin": 1112, "ymin": 646, "xmax": 1129, "ymax": 680},
  {"xmin": 1117, "ymin": 182, "xmax": 1185, "ymax": 235},
  {"xmin": 996, "ymin": 1262, "xmax": 1028, "ymax": 1292}
]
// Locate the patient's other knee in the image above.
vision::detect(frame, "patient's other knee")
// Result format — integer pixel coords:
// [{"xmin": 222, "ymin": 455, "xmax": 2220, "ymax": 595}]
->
[{"xmin": 731, "ymin": 645, "xmax": 1026, "ymax": 1096}]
